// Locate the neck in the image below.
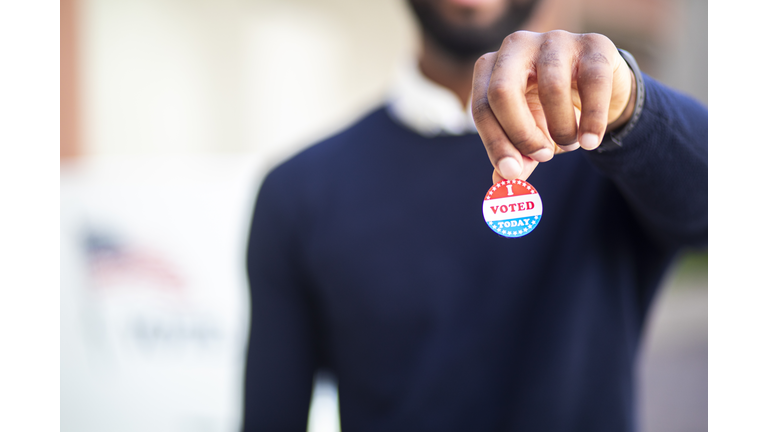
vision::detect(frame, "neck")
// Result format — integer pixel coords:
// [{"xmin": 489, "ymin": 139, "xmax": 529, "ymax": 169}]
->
[{"xmin": 417, "ymin": 36, "xmax": 477, "ymax": 108}]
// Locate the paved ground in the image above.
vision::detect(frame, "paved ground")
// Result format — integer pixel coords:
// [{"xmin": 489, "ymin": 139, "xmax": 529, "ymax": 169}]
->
[{"xmin": 637, "ymin": 255, "xmax": 708, "ymax": 432}]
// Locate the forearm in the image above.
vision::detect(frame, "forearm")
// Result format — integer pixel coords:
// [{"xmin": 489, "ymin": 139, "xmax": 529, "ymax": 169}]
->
[{"xmin": 585, "ymin": 73, "xmax": 708, "ymax": 249}]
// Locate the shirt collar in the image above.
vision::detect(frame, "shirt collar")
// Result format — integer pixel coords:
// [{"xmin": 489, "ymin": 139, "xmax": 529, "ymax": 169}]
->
[{"xmin": 385, "ymin": 59, "xmax": 477, "ymax": 137}]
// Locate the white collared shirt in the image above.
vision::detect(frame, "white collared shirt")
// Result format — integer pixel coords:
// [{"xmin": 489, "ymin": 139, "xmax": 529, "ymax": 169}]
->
[{"xmin": 386, "ymin": 60, "xmax": 477, "ymax": 137}]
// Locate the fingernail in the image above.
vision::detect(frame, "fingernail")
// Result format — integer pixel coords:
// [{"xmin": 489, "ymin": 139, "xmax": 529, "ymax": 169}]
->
[
  {"xmin": 528, "ymin": 148, "xmax": 553, "ymax": 162},
  {"xmin": 580, "ymin": 133, "xmax": 600, "ymax": 150},
  {"xmin": 498, "ymin": 157, "xmax": 521, "ymax": 180},
  {"xmin": 559, "ymin": 143, "xmax": 580, "ymax": 152}
]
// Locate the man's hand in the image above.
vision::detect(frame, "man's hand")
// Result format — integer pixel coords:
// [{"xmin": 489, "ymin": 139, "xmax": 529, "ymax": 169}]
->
[{"xmin": 471, "ymin": 30, "xmax": 636, "ymax": 183}]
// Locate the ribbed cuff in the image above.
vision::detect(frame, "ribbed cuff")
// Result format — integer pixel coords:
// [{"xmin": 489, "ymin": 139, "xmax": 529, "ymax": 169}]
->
[{"xmin": 596, "ymin": 48, "xmax": 646, "ymax": 153}]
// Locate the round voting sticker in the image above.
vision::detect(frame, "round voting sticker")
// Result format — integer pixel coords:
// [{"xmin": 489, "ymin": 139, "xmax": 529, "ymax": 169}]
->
[{"xmin": 482, "ymin": 179, "xmax": 542, "ymax": 238}]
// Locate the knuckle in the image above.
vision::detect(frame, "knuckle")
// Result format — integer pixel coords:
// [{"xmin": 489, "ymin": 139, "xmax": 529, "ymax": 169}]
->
[
  {"xmin": 582, "ymin": 107, "xmax": 607, "ymax": 118},
  {"xmin": 485, "ymin": 137, "xmax": 510, "ymax": 154},
  {"xmin": 510, "ymin": 132, "xmax": 541, "ymax": 154},
  {"xmin": 502, "ymin": 30, "xmax": 534, "ymax": 46},
  {"xmin": 580, "ymin": 69, "xmax": 612, "ymax": 84},
  {"xmin": 471, "ymin": 96, "xmax": 494, "ymax": 123},
  {"xmin": 583, "ymin": 52, "xmax": 610, "ymax": 67},
  {"xmin": 577, "ymin": 58, "xmax": 612, "ymax": 83},
  {"xmin": 475, "ymin": 52, "xmax": 496, "ymax": 69},
  {"xmin": 543, "ymin": 29, "xmax": 572, "ymax": 40},
  {"xmin": 550, "ymin": 129, "xmax": 578, "ymax": 145},
  {"xmin": 538, "ymin": 51, "xmax": 562, "ymax": 68},
  {"xmin": 486, "ymin": 80, "xmax": 512, "ymax": 106},
  {"xmin": 538, "ymin": 75, "xmax": 570, "ymax": 97},
  {"xmin": 538, "ymin": 30, "xmax": 575, "ymax": 55},
  {"xmin": 484, "ymin": 137, "xmax": 518, "ymax": 165},
  {"xmin": 551, "ymin": 84, "xmax": 572, "ymax": 99},
  {"xmin": 579, "ymin": 33, "xmax": 617, "ymax": 58},
  {"xmin": 491, "ymin": 53, "xmax": 511, "ymax": 73},
  {"xmin": 579, "ymin": 32, "xmax": 610, "ymax": 46}
]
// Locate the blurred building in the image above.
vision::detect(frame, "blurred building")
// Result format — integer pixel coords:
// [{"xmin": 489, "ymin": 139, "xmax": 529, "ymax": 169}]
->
[
  {"xmin": 61, "ymin": 1, "xmax": 707, "ymax": 431},
  {"xmin": 62, "ymin": 0, "xmax": 706, "ymax": 162}
]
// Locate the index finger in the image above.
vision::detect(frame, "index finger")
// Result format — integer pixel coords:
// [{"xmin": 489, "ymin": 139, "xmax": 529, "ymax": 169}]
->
[
  {"xmin": 486, "ymin": 32, "xmax": 556, "ymax": 162},
  {"xmin": 471, "ymin": 52, "xmax": 538, "ymax": 181}
]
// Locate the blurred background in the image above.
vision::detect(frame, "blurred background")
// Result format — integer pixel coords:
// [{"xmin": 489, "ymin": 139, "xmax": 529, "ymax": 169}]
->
[{"xmin": 60, "ymin": 0, "xmax": 707, "ymax": 431}]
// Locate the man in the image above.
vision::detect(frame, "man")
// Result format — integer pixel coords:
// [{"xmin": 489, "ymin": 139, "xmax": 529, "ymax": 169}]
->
[{"xmin": 242, "ymin": 0, "xmax": 707, "ymax": 430}]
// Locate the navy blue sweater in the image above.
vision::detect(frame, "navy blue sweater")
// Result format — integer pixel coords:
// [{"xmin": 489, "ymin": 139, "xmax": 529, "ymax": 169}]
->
[{"xmin": 243, "ymin": 74, "xmax": 707, "ymax": 432}]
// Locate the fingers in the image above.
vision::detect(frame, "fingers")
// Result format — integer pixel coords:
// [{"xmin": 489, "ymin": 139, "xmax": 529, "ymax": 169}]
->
[
  {"xmin": 491, "ymin": 156, "xmax": 539, "ymax": 184},
  {"xmin": 534, "ymin": 32, "xmax": 580, "ymax": 149},
  {"xmin": 491, "ymin": 156, "xmax": 538, "ymax": 184},
  {"xmin": 472, "ymin": 52, "xmax": 537, "ymax": 180},
  {"xmin": 472, "ymin": 31, "xmax": 634, "ymax": 181},
  {"xmin": 573, "ymin": 34, "xmax": 621, "ymax": 150},
  {"xmin": 486, "ymin": 32, "xmax": 555, "ymax": 163}
]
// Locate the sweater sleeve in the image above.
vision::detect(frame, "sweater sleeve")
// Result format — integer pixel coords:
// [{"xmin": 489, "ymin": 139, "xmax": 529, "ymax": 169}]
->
[
  {"xmin": 241, "ymin": 168, "xmax": 320, "ymax": 431},
  {"xmin": 585, "ymin": 73, "xmax": 708, "ymax": 250}
]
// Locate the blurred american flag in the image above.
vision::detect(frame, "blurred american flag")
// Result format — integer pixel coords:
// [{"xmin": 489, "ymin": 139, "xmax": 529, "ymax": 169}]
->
[{"xmin": 85, "ymin": 231, "xmax": 185, "ymax": 292}]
